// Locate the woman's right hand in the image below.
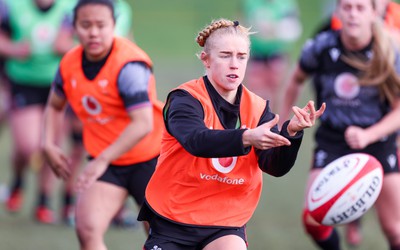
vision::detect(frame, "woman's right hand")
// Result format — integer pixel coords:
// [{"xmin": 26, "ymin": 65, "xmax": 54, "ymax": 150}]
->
[
  {"xmin": 75, "ymin": 156, "xmax": 109, "ymax": 193},
  {"xmin": 242, "ymin": 115, "xmax": 291, "ymax": 150},
  {"xmin": 42, "ymin": 144, "xmax": 70, "ymax": 180}
]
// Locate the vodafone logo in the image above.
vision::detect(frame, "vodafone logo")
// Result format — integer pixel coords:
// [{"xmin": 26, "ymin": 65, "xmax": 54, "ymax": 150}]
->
[
  {"xmin": 82, "ymin": 95, "xmax": 102, "ymax": 115},
  {"xmin": 334, "ymin": 73, "xmax": 360, "ymax": 100},
  {"xmin": 211, "ymin": 157, "xmax": 237, "ymax": 174}
]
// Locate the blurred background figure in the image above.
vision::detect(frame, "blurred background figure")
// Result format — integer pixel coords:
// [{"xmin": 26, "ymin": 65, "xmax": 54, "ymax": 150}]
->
[
  {"xmin": 284, "ymin": 0, "xmax": 400, "ymax": 249},
  {"xmin": 0, "ymin": 0, "xmax": 10, "ymax": 132},
  {"xmin": 311, "ymin": 0, "xmax": 400, "ymax": 246},
  {"xmin": 0, "ymin": 0, "xmax": 75, "ymax": 224},
  {"xmin": 241, "ymin": 0, "xmax": 302, "ymax": 117},
  {"xmin": 316, "ymin": 0, "xmax": 400, "ymax": 41}
]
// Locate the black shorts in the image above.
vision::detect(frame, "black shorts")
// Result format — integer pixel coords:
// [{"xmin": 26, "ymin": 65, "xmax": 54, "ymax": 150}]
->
[
  {"xmin": 97, "ymin": 157, "xmax": 157, "ymax": 205},
  {"xmin": 312, "ymin": 135, "xmax": 399, "ymax": 174},
  {"xmin": 139, "ymin": 202, "xmax": 247, "ymax": 250},
  {"xmin": 10, "ymin": 82, "xmax": 50, "ymax": 109}
]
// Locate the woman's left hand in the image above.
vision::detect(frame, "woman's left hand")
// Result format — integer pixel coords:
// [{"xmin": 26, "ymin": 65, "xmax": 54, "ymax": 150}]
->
[
  {"xmin": 287, "ymin": 100, "xmax": 326, "ymax": 136},
  {"xmin": 345, "ymin": 126, "xmax": 370, "ymax": 149},
  {"xmin": 75, "ymin": 157, "xmax": 109, "ymax": 193}
]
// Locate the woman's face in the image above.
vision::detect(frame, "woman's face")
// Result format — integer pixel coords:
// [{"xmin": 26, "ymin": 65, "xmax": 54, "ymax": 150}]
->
[
  {"xmin": 336, "ymin": 0, "xmax": 377, "ymax": 40},
  {"xmin": 74, "ymin": 4, "xmax": 115, "ymax": 61},
  {"xmin": 202, "ymin": 33, "xmax": 249, "ymax": 100}
]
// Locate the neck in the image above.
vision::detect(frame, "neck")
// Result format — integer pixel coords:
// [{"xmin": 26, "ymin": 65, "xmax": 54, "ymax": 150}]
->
[
  {"xmin": 211, "ymin": 82, "xmax": 237, "ymax": 104},
  {"xmin": 208, "ymin": 80, "xmax": 237, "ymax": 104},
  {"xmin": 220, "ymin": 91, "xmax": 237, "ymax": 104},
  {"xmin": 85, "ymin": 52, "xmax": 109, "ymax": 62},
  {"xmin": 341, "ymin": 32, "xmax": 372, "ymax": 51},
  {"xmin": 85, "ymin": 44, "xmax": 113, "ymax": 62}
]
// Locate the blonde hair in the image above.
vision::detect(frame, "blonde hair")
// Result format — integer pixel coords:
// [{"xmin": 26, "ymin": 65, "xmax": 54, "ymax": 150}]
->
[
  {"xmin": 340, "ymin": 0, "xmax": 400, "ymax": 104},
  {"xmin": 196, "ymin": 18, "xmax": 252, "ymax": 55}
]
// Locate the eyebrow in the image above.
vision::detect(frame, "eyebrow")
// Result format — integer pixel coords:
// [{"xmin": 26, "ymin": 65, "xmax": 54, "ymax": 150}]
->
[{"xmin": 219, "ymin": 51, "xmax": 248, "ymax": 56}]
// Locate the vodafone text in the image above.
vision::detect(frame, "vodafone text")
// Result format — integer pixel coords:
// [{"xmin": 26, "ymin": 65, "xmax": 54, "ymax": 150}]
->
[
  {"xmin": 200, "ymin": 173, "xmax": 245, "ymax": 185},
  {"xmin": 328, "ymin": 176, "xmax": 381, "ymax": 224}
]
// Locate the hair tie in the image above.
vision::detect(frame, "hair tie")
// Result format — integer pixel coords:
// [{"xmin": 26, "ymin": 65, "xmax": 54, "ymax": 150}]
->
[{"xmin": 233, "ymin": 20, "xmax": 239, "ymax": 27}]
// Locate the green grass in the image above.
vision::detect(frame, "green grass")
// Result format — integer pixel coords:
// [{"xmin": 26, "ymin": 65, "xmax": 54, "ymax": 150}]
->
[{"xmin": 0, "ymin": 0, "xmax": 391, "ymax": 249}]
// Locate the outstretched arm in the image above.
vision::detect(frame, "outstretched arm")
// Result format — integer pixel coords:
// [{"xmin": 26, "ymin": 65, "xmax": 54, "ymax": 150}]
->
[{"xmin": 254, "ymin": 100, "xmax": 325, "ymax": 177}]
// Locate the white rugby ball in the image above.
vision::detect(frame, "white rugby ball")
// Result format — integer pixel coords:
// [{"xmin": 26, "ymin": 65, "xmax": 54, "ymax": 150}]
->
[{"xmin": 307, "ymin": 153, "xmax": 383, "ymax": 225}]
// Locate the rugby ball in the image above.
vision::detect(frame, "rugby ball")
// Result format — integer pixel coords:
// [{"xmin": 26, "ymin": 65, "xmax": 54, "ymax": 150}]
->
[{"xmin": 307, "ymin": 153, "xmax": 383, "ymax": 225}]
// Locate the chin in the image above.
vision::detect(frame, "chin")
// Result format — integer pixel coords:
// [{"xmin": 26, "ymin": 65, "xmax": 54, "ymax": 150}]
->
[{"xmin": 87, "ymin": 51, "xmax": 105, "ymax": 61}]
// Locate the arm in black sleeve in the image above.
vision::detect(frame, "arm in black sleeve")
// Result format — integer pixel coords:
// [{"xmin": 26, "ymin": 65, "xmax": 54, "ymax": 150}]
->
[
  {"xmin": 166, "ymin": 90, "xmax": 251, "ymax": 158},
  {"xmin": 51, "ymin": 67, "xmax": 65, "ymax": 98},
  {"xmin": 298, "ymin": 36, "xmax": 320, "ymax": 75},
  {"xmin": 256, "ymin": 107, "xmax": 304, "ymax": 177}
]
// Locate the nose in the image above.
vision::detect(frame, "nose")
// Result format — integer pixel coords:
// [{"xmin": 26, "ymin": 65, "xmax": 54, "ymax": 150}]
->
[
  {"xmin": 348, "ymin": 6, "xmax": 357, "ymax": 17},
  {"xmin": 89, "ymin": 26, "xmax": 100, "ymax": 37},
  {"xmin": 230, "ymin": 57, "xmax": 239, "ymax": 69}
]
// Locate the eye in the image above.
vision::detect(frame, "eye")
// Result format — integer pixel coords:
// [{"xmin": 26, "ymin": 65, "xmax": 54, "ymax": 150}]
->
[
  {"xmin": 80, "ymin": 22, "xmax": 91, "ymax": 29},
  {"xmin": 343, "ymin": 4, "xmax": 351, "ymax": 11},
  {"xmin": 356, "ymin": 5, "xmax": 365, "ymax": 12}
]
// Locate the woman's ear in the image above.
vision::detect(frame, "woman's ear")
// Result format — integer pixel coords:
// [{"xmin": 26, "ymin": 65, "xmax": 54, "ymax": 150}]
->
[{"xmin": 200, "ymin": 51, "xmax": 210, "ymax": 68}]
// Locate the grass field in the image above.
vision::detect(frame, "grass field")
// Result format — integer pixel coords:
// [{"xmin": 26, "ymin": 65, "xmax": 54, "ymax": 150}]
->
[{"xmin": 0, "ymin": 0, "xmax": 392, "ymax": 249}]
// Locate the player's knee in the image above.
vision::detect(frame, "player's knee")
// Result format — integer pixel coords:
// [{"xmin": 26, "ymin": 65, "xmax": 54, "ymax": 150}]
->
[
  {"xmin": 76, "ymin": 220, "xmax": 100, "ymax": 242},
  {"xmin": 76, "ymin": 227, "xmax": 105, "ymax": 249},
  {"xmin": 302, "ymin": 209, "xmax": 333, "ymax": 241}
]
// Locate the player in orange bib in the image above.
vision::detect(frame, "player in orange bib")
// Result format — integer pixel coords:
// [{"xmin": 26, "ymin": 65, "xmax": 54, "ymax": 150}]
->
[
  {"xmin": 41, "ymin": 0, "xmax": 163, "ymax": 249},
  {"xmin": 138, "ymin": 18, "xmax": 325, "ymax": 250}
]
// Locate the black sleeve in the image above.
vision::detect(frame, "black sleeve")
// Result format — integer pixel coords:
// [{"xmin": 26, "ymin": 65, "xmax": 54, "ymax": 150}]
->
[
  {"xmin": 255, "ymin": 106, "xmax": 304, "ymax": 177},
  {"xmin": 165, "ymin": 90, "xmax": 251, "ymax": 158},
  {"xmin": 298, "ymin": 37, "xmax": 320, "ymax": 74},
  {"xmin": 117, "ymin": 62, "xmax": 151, "ymax": 110},
  {"xmin": 51, "ymin": 67, "xmax": 65, "ymax": 98}
]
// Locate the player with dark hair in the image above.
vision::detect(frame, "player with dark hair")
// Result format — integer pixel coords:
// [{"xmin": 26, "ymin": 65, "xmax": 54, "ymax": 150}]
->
[{"xmin": 42, "ymin": 0, "xmax": 163, "ymax": 249}]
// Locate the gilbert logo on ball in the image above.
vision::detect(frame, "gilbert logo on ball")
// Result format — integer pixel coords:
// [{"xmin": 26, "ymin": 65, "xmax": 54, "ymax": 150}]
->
[{"xmin": 307, "ymin": 153, "xmax": 383, "ymax": 225}]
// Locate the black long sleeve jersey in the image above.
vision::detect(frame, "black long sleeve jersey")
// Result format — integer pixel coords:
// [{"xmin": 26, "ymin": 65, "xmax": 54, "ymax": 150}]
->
[{"xmin": 163, "ymin": 76, "xmax": 304, "ymax": 177}]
